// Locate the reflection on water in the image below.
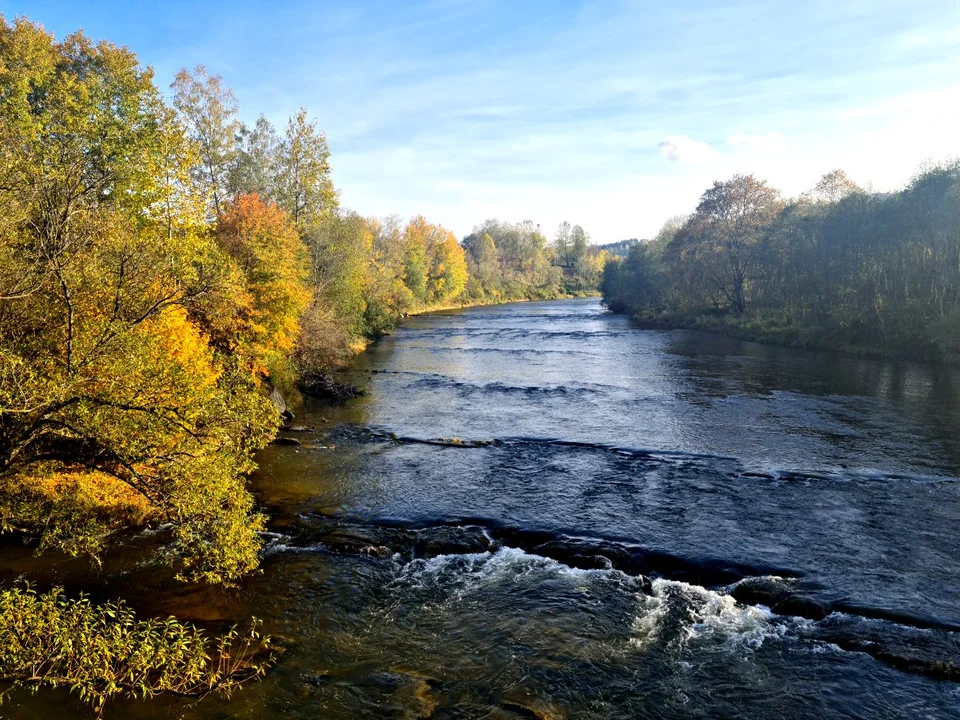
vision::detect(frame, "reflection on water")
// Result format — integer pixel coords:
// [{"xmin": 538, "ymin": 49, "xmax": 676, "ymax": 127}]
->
[{"xmin": 3, "ymin": 298, "xmax": 960, "ymax": 718}]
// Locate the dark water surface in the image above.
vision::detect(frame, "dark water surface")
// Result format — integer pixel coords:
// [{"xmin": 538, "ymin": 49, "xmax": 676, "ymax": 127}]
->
[{"xmin": 5, "ymin": 298, "xmax": 960, "ymax": 718}]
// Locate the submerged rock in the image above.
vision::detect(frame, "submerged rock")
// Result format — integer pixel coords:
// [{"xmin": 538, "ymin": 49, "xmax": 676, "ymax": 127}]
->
[
  {"xmin": 728, "ymin": 576, "xmax": 829, "ymax": 618},
  {"xmin": 299, "ymin": 371, "xmax": 365, "ymax": 401},
  {"xmin": 413, "ymin": 525, "xmax": 493, "ymax": 557},
  {"xmin": 271, "ymin": 436, "xmax": 302, "ymax": 446},
  {"xmin": 501, "ymin": 687, "xmax": 568, "ymax": 720}
]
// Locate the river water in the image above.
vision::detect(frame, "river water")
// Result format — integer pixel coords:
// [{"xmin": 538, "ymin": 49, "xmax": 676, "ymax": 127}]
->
[{"xmin": 5, "ymin": 298, "xmax": 960, "ymax": 718}]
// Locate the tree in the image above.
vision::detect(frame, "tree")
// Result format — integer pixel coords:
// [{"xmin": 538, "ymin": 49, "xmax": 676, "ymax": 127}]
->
[
  {"xmin": 670, "ymin": 174, "xmax": 783, "ymax": 315},
  {"xmin": 570, "ymin": 225, "xmax": 590, "ymax": 287},
  {"xmin": 0, "ymin": 19, "xmax": 277, "ymax": 583},
  {"xmin": 600, "ymin": 242, "xmax": 668, "ymax": 314},
  {"xmin": 554, "ymin": 221, "xmax": 572, "ymax": 268},
  {"xmin": 171, "ymin": 65, "xmax": 240, "ymax": 216},
  {"xmin": 467, "ymin": 231, "xmax": 501, "ymax": 296},
  {"xmin": 228, "ymin": 115, "xmax": 280, "ymax": 199},
  {"xmin": 304, "ymin": 210, "xmax": 373, "ymax": 339},
  {"xmin": 428, "ymin": 231, "xmax": 469, "ymax": 302},
  {"xmin": 805, "ymin": 169, "xmax": 861, "ymax": 204},
  {"xmin": 403, "ymin": 216, "xmax": 432, "ymax": 304},
  {"xmin": 214, "ymin": 194, "xmax": 311, "ymax": 380},
  {"xmin": 277, "ymin": 109, "xmax": 337, "ymax": 229}
]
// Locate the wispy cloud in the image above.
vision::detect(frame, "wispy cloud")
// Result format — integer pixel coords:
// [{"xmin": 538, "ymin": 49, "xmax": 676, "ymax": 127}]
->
[
  {"xmin": 11, "ymin": 0, "xmax": 960, "ymax": 242},
  {"xmin": 658, "ymin": 136, "xmax": 717, "ymax": 163},
  {"xmin": 726, "ymin": 132, "xmax": 787, "ymax": 153}
]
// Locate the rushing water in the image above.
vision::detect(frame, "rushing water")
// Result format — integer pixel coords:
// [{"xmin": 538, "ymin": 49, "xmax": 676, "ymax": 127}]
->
[{"xmin": 4, "ymin": 298, "xmax": 960, "ymax": 718}]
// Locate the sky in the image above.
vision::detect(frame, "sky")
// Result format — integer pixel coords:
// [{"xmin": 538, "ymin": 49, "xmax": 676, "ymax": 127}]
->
[{"xmin": 3, "ymin": 1, "xmax": 959, "ymax": 243}]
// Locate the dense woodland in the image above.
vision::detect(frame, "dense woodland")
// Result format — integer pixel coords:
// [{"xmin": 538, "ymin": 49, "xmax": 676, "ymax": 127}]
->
[
  {"xmin": 602, "ymin": 167, "xmax": 960, "ymax": 360},
  {"xmin": 0, "ymin": 16, "xmax": 607, "ymax": 707},
  {"xmin": 0, "ymin": 16, "xmax": 604, "ymax": 581}
]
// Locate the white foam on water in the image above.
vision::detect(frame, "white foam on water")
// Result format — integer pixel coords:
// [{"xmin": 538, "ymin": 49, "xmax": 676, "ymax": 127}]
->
[
  {"xmin": 632, "ymin": 579, "xmax": 792, "ymax": 653},
  {"xmin": 261, "ymin": 540, "xmax": 328, "ymax": 556},
  {"xmin": 389, "ymin": 546, "xmax": 638, "ymax": 598}
]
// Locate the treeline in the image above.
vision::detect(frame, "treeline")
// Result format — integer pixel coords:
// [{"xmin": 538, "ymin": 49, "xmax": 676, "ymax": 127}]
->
[
  {"xmin": 171, "ymin": 68, "xmax": 606, "ymax": 358},
  {"xmin": 0, "ymin": 16, "xmax": 607, "ymax": 708},
  {"xmin": 0, "ymin": 14, "xmax": 605, "ymax": 588},
  {"xmin": 602, "ymin": 165, "xmax": 960, "ymax": 360}
]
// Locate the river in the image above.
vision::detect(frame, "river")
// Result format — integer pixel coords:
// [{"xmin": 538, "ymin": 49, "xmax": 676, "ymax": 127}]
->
[{"xmin": 5, "ymin": 297, "xmax": 960, "ymax": 718}]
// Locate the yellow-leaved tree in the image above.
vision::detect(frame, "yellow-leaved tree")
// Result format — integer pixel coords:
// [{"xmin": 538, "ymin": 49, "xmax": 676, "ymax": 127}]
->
[
  {"xmin": 0, "ymin": 17, "xmax": 278, "ymax": 583},
  {"xmin": 211, "ymin": 193, "xmax": 311, "ymax": 388},
  {"xmin": 428, "ymin": 231, "xmax": 469, "ymax": 302}
]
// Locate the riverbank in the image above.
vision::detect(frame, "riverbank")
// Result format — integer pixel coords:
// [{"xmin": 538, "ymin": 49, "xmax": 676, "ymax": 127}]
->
[
  {"xmin": 619, "ymin": 308, "xmax": 960, "ymax": 366},
  {"xmin": 403, "ymin": 291, "xmax": 600, "ymax": 318}
]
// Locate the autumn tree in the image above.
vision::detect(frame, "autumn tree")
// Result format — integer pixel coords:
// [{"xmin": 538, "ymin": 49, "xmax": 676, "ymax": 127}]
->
[
  {"xmin": 428, "ymin": 231, "xmax": 469, "ymax": 302},
  {"xmin": 0, "ymin": 18, "xmax": 276, "ymax": 582},
  {"xmin": 670, "ymin": 174, "xmax": 783, "ymax": 315},
  {"xmin": 212, "ymin": 194, "xmax": 311, "ymax": 384},
  {"xmin": 277, "ymin": 109, "xmax": 337, "ymax": 229},
  {"xmin": 342, "ymin": 216, "xmax": 406, "ymax": 333},
  {"xmin": 305, "ymin": 210, "xmax": 373, "ymax": 339},
  {"xmin": 171, "ymin": 65, "xmax": 240, "ymax": 216},
  {"xmin": 402, "ymin": 216, "xmax": 433, "ymax": 304}
]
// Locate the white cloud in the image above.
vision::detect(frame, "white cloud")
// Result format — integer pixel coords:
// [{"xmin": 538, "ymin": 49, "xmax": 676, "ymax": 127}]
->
[
  {"xmin": 725, "ymin": 131, "xmax": 787, "ymax": 152},
  {"xmin": 657, "ymin": 135, "xmax": 717, "ymax": 163}
]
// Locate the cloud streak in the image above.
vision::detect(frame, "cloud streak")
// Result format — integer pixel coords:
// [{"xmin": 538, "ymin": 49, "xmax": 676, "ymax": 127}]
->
[{"xmin": 11, "ymin": 0, "xmax": 960, "ymax": 242}]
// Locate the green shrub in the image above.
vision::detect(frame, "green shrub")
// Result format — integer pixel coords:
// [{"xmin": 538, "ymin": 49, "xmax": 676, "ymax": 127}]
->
[{"xmin": 0, "ymin": 585, "xmax": 273, "ymax": 715}]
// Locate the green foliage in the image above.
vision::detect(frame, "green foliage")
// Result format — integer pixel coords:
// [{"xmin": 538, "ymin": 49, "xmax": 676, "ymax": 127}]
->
[
  {"xmin": 0, "ymin": 585, "xmax": 272, "ymax": 715},
  {"xmin": 276, "ymin": 109, "xmax": 338, "ymax": 228},
  {"xmin": 228, "ymin": 115, "xmax": 280, "ymax": 200},
  {"xmin": 602, "ymin": 164, "xmax": 960, "ymax": 361},
  {"xmin": 307, "ymin": 211, "xmax": 374, "ymax": 337},
  {"xmin": 0, "ymin": 13, "xmax": 605, "ymax": 587},
  {"xmin": 461, "ymin": 219, "xmax": 603, "ymax": 302},
  {"xmin": 171, "ymin": 65, "xmax": 240, "ymax": 216},
  {"xmin": 0, "ymin": 12, "xmax": 610, "ymax": 712}
]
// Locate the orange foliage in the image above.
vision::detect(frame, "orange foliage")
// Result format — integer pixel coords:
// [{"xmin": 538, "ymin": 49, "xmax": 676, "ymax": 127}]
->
[{"xmin": 215, "ymin": 193, "xmax": 311, "ymax": 377}]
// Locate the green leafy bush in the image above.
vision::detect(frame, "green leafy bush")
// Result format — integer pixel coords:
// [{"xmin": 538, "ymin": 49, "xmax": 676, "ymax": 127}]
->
[{"xmin": 0, "ymin": 585, "xmax": 273, "ymax": 715}]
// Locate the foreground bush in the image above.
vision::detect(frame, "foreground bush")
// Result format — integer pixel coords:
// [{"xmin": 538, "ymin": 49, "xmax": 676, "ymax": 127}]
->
[{"xmin": 0, "ymin": 586, "xmax": 273, "ymax": 715}]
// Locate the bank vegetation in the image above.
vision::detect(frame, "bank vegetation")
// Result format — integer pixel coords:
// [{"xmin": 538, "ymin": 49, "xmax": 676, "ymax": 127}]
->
[
  {"xmin": 602, "ymin": 167, "xmax": 960, "ymax": 362},
  {"xmin": 0, "ymin": 15, "xmax": 607, "ymax": 711}
]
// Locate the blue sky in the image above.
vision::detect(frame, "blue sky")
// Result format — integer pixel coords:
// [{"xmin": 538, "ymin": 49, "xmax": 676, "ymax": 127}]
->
[{"xmin": 3, "ymin": 1, "xmax": 959, "ymax": 242}]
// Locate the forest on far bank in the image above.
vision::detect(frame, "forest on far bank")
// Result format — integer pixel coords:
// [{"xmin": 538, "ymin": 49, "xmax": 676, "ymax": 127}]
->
[{"xmin": 601, "ymin": 165, "xmax": 960, "ymax": 362}]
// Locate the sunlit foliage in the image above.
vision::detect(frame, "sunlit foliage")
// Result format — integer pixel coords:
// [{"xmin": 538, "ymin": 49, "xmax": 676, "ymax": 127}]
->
[
  {"xmin": 0, "ymin": 17, "xmax": 275, "ymax": 582},
  {"xmin": 0, "ymin": 585, "xmax": 272, "ymax": 714},
  {"xmin": 213, "ymin": 193, "xmax": 311, "ymax": 381},
  {"xmin": 0, "ymin": 12, "xmax": 606, "ymax": 709},
  {"xmin": 602, "ymin": 165, "xmax": 960, "ymax": 360},
  {"xmin": 0, "ymin": 15, "xmax": 604, "ymax": 580}
]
